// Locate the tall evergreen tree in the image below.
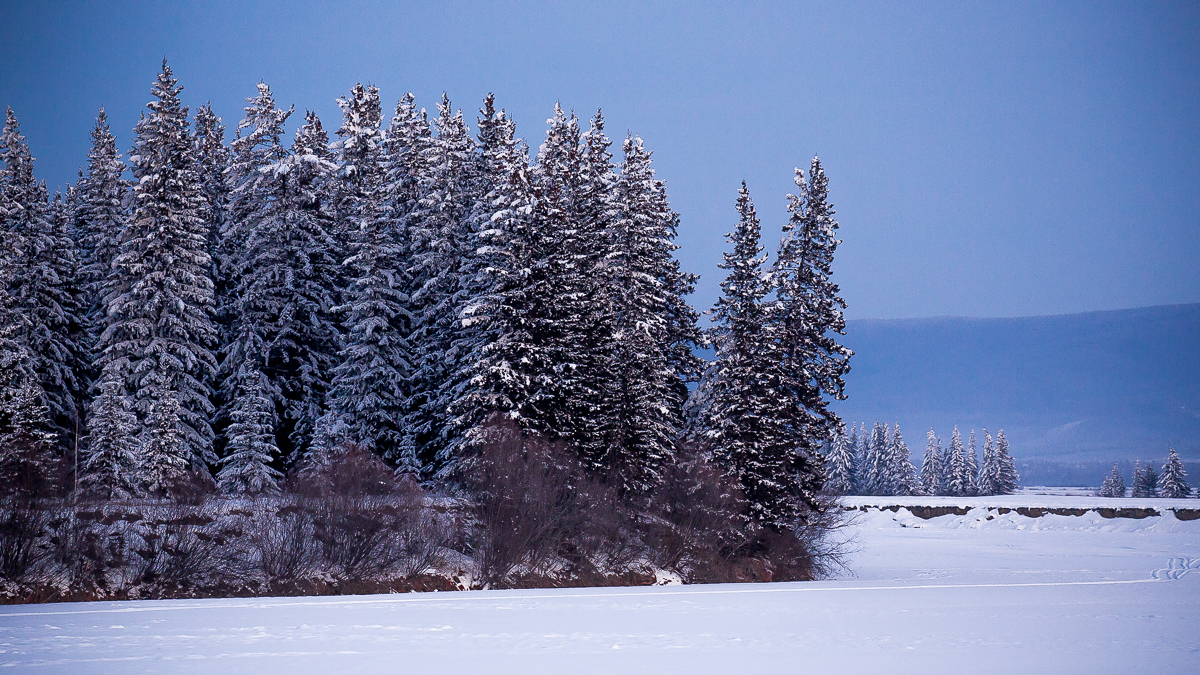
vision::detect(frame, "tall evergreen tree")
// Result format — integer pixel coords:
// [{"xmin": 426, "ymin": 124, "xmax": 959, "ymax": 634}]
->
[
  {"xmin": 194, "ymin": 103, "xmax": 232, "ymax": 315},
  {"xmin": 887, "ymin": 423, "xmax": 918, "ymax": 496},
  {"xmin": 1098, "ymin": 463, "xmax": 1126, "ymax": 498},
  {"xmin": 79, "ymin": 366, "xmax": 140, "ymax": 499},
  {"xmin": 860, "ymin": 421, "xmax": 888, "ymax": 495},
  {"xmin": 993, "ymin": 429, "xmax": 1018, "ymax": 494},
  {"xmin": 323, "ymin": 83, "xmax": 413, "ymax": 463},
  {"xmin": 823, "ymin": 421, "xmax": 856, "ymax": 495},
  {"xmin": 405, "ymin": 94, "xmax": 478, "ymax": 471},
  {"xmin": 977, "ymin": 429, "xmax": 997, "ymax": 496},
  {"xmin": 919, "ymin": 428, "xmax": 942, "ymax": 496},
  {"xmin": 222, "ymin": 85, "xmax": 341, "ymax": 466},
  {"xmin": 694, "ymin": 184, "xmax": 816, "ymax": 524},
  {"xmin": 1138, "ymin": 461, "xmax": 1159, "ymax": 498},
  {"xmin": 593, "ymin": 134, "xmax": 688, "ymax": 492},
  {"xmin": 76, "ymin": 109, "xmax": 131, "ymax": 348},
  {"xmin": 443, "ymin": 101, "xmax": 545, "ymax": 470},
  {"xmin": 96, "ymin": 61, "xmax": 217, "ymax": 480},
  {"xmin": 964, "ymin": 430, "xmax": 978, "ymax": 496},
  {"xmin": 946, "ymin": 426, "xmax": 967, "ymax": 496},
  {"xmin": 527, "ymin": 104, "xmax": 606, "ymax": 451},
  {"xmin": 1, "ymin": 109, "xmax": 87, "ymax": 452},
  {"xmin": 1131, "ymin": 460, "xmax": 1159, "ymax": 498},
  {"xmin": 770, "ymin": 157, "xmax": 852, "ymax": 469},
  {"xmin": 1158, "ymin": 448, "xmax": 1191, "ymax": 498}
]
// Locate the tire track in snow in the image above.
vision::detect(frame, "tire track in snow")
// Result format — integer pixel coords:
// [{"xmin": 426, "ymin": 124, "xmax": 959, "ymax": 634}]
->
[{"xmin": 1150, "ymin": 557, "xmax": 1200, "ymax": 580}]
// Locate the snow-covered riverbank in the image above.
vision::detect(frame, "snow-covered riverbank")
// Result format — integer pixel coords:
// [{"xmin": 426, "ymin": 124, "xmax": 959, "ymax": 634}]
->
[{"xmin": 2, "ymin": 498, "xmax": 1197, "ymax": 674}]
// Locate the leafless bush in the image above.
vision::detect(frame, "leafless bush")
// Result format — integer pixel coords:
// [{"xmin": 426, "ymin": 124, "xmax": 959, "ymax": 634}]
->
[
  {"xmin": 643, "ymin": 445, "xmax": 751, "ymax": 575},
  {"xmin": 45, "ymin": 504, "xmax": 112, "ymax": 588},
  {"xmin": 308, "ymin": 496, "xmax": 402, "ymax": 578},
  {"xmin": 0, "ymin": 504, "xmax": 50, "ymax": 582},
  {"xmin": 251, "ymin": 500, "xmax": 314, "ymax": 581},
  {"xmin": 292, "ymin": 442, "xmax": 397, "ymax": 498},
  {"xmin": 462, "ymin": 420, "xmax": 628, "ymax": 587},
  {"xmin": 389, "ymin": 480, "xmax": 453, "ymax": 578},
  {"xmin": 788, "ymin": 493, "xmax": 855, "ymax": 579},
  {"xmin": 125, "ymin": 502, "xmax": 238, "ymax": 588}
]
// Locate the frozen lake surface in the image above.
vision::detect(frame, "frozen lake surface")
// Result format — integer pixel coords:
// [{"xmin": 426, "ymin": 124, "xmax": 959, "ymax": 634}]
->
[{"xmin": 2, "ymin": 500, "xmax": 1198, "ymax": 673}]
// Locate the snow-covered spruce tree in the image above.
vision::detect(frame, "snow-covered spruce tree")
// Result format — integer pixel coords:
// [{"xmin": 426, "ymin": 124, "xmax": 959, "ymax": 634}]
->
[
  {"xmin": 437, "ymin": 94, "xmax": 511, "ymax": 469},
  {"xmin": 919, "ymin": 428, "xmax": 942, "ymax": 496},
  {"xmin": 965, "ymin": 429, "xmax": 979, "ymax": 496},
  {"xmin": 140, "ymin": 389, "xmax": 188, "ymax": 497},
  {"xmin": 526, "ymin": 105, "xmax": 608, "ymax": 452},
  {"xmin": 221, "ymin": 85, "xmax": 342, "ymax": 466},
  {"xmin": 222, "ymin": 82, "xmax": 292, "ymax": 326},
  {"xmin": 888, "ymin": 423, "xmax": 918, "ymax": 496},
  {"xmin": 76, "ymin": 109, "xmax": 131, "ymax": 347},
  {"xmin": 770, "ymin": 157, "xmax": 852, "ymax": 474},
  {"xmin": 976, "ymin": 429, "xmax": 996, "ymax": 496},
  {"xmin": 404, "ymin": 94, "xmax": 478, "ymax": 472},
  {"xmin": 992, "ymin": 429, "xmax": 1018, "ymax": 494},
  {"xmin": 853, "ymin": 422, "xmax": 868, "ymax": 493},
  {"xmin": 217, "ymin": 347, "xmax": 282, "ymax": 496},
  {"xmin": 0, "ymin": 380, "xmax": 59, "ymax": 499},
  {"xmin": 1098, "ymin": 463, "xmax": 1126, "ymax": 498},
  {"xmin": 1159, "ymin": 448, "xmax": 1191, "ymax": 498},
  {"xmin": 1131, "ymin": 460, "xmax": 1159, "ymax": 498},
  {"xmin": 823, "ymin": 421, "xmax": 856, "ymax": 495},
  {"xmin": 592, "ymin": 134, "xmax": 691, "ymax": 492},
  {"xmin": 859, "ymin": 421, "xmax": 887, "ymax": 495},
  {"xmin": 323, "ymin": 83, "xmax": 413, "ymax": 464},
  {"xmin": 194, "ymin": 104, "xmax": 231, "ymax": 299},
  {"xmin": 1, "ymin": 109, "xmax": 88, "ymax": 454},
  {"xmin": 96, "ymin": 61, "xmax": 217, "ymax": 479},
  {"xmin": 945, "ymin": 426, "xmax": 967, "ymax": 496},
  {"xmin": 79, "ymin": 366, "xmax": 140, "ymax": 499},
  {"xmin": 1131, "ymin": 460, "xmax": 1145, "ymax": 498},
  {"xmin": 694, "ymin": 184, "xmax": 816, "ymax": 525},
  {"xmin": 443, "ymin": 100, "xmax": 546, "ymax": 471},
  {"xmin": 1139, "ymin": 462, "xmax": 1159, "ymax": 498}
]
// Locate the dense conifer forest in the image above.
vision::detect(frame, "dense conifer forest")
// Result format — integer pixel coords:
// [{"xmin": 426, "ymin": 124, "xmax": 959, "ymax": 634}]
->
[{"xmin": 0, "ymin": 61, "xmax": 862, "ymax": 597}]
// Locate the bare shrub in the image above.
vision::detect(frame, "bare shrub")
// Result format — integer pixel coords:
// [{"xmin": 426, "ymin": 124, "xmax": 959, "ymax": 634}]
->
[
  {"xmin": 126, "ymin": 503, "xmax": 235, "ymax": 588},
  {"xmin": 0, "ymin": 504, "xmax": 50, "ymax": 582},
  {"xmin": 292, "ymin": 442, "xmax": 396, "ymax": 498},
  {"xmin": 390, "ymin": 480, "xmax": 452, "ymax": 578},
  {"xmin": 788, "ymin": 493, "xmax": 854, "ymax": 580},
  {"xmin": 251, "ymin": 500, "xmax": 313, "ymax": 581},
  {"xmin": 462, "ymin": 421, "xmax": 599, "ymax": 587},
  {"xmin": 309, "ymin": 496, "xmax": 402, "ymax": 579},
  {"xmin": 45, "ymin": 505, "xmax": 111, "ymax": 588},
  {"xmin": 643, "ymin": 445, "xmax": 751, "ymax": 575}
]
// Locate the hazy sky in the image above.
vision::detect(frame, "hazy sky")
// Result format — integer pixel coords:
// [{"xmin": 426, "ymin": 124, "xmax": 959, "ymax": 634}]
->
[{"xmin": 2, "ymin": 1, "xmax": 1197, "ymax": 320}]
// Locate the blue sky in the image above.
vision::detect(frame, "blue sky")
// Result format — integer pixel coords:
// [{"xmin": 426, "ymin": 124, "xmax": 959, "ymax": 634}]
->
[{"xmin": 1, "ymin": 1, "xmax": 1197, "ymax": 320}]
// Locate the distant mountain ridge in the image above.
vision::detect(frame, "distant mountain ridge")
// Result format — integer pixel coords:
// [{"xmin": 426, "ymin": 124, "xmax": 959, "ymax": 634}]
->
[{"xmin": 831, "ymin": 303, "xmax": 1200, "ymax": 479}]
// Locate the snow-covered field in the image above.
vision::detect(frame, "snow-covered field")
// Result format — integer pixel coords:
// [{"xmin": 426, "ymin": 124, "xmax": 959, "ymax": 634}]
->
[{"xmin": 2, "ymin": 499, "xmax": 1198, "ymax": 674}]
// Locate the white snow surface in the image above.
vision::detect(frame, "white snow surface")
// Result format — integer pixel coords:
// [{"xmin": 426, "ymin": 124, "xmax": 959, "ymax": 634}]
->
[{"xmin": 3, "ymin": 499, "xmax": 1198, "ymax": 673}]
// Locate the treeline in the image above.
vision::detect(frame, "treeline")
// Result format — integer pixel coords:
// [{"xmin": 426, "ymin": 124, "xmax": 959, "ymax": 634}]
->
[
  {"xmin": 824, "ymin": 423, "xmax": 1018, "ymax": 496},
  {"xmin": 0, "ymin": 61, "xmax": 850, "ymax": 528},
  {"xmin": 1097, "ymin": 449, "xmax": 1192, "ymax": 498}
]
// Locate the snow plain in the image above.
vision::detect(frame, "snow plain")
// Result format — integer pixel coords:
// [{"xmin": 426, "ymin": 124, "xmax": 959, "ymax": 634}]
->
[{"xmin": 2, "ymin": 499, "xmax": 1198, "ymax": 674}]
